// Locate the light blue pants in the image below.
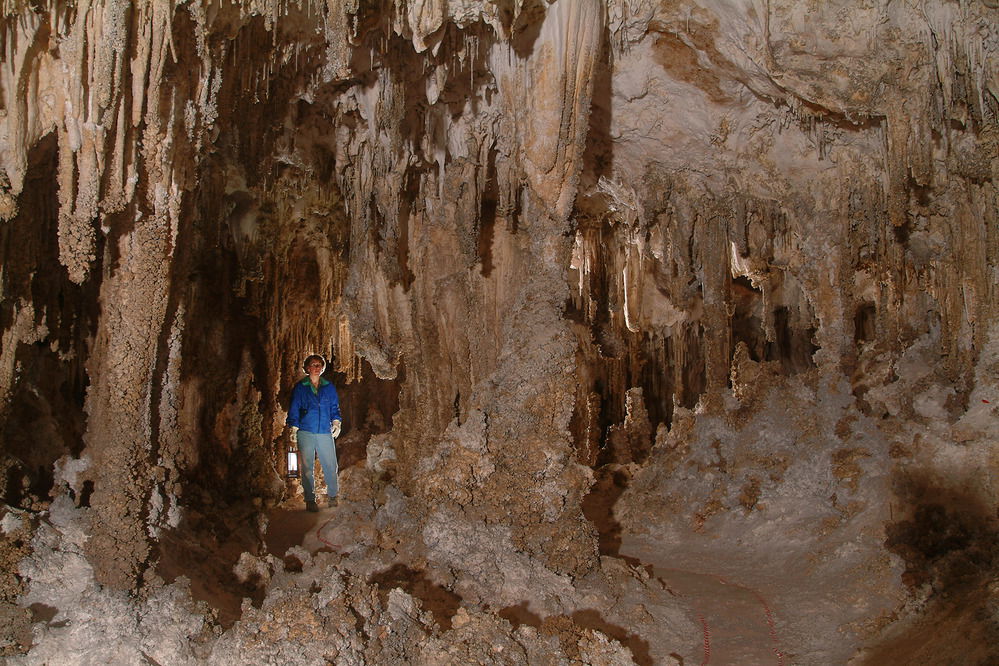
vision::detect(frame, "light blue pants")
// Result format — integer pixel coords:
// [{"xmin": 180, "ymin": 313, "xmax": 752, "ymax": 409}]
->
[{"xmin": 297, "ymin": 431, "xmax": 338, "ymax": 503}]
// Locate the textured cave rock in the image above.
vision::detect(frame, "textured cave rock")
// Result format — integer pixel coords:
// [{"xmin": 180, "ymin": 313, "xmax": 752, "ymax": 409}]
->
[{"xmin": 1, "ymin": 0, "xmax": 998, "ymax": 663}]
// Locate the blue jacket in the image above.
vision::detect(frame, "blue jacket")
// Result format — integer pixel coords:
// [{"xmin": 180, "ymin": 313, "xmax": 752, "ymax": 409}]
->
[{"xmin": 287, "ymin": 378, "xmax": 342, "ymax": 434}]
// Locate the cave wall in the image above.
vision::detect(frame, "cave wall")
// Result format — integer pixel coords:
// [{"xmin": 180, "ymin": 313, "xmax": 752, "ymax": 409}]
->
[{"xmin": 0, "ymin": 0, "xmax": 997, "ymax": 661}]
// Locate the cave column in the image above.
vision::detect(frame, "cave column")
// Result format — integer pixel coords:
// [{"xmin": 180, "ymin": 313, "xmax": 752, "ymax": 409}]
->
[
  {"xmin": 794, "ymin": 203, "xmax": 855, "ymax": 379},
  {"xmin": 83, "ymin": 203, "xmax": 178, "ymax": 589},
  {"xmin": 79, "ymin": 0, "xmax": 196, "ymax": 589}
]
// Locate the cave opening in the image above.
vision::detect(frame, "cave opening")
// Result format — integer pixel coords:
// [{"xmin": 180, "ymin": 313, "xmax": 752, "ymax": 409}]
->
[
  {"xmin": 854, "ymin": 302, "xmax": 877, "ymax": 344},
  {"xmin": 326, "ymin": 356, "xmax": 403, "ymax": 471},
  {"xmin": 0, "ymin": 133, "xmax": 96, "ymax": 509},
  {"xmin": 477, "ymin": 145, "xmax": 499, "ymax": 278},
  {"xmin": 767, "ymin": 305, "xmax": 819, "ymax": 374},
  {"xmin": 730, "ymin": 275, "xmax": 765, "ymax": 361}
]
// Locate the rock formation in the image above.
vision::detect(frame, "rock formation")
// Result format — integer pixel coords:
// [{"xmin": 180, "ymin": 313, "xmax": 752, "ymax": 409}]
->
[{"xmin": 1, "ymin": 0, "xmax": 997, "ymax": 662}]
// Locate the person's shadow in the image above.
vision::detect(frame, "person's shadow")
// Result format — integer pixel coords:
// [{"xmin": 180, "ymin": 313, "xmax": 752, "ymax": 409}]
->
[{"xmin": 263, "ymin": 505, "xmax": 326, "ymax": 558}]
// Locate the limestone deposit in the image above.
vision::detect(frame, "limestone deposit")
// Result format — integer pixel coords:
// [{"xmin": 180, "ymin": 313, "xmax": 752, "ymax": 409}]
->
[{"xmin": 1, "ymin": 0, "xmax": 997, "ymax": 663}]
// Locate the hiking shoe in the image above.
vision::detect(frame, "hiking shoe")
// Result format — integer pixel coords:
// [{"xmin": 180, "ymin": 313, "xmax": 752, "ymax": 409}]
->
[
  {"xmin": 306, "ymin": 500, "xmax": 319, "ymax": 513},
  {"xmin": 326, "ymin": 496, "xmax": 338, "ymax": 508}
]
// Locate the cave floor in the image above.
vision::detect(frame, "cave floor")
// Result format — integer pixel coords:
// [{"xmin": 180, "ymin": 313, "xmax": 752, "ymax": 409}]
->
[
  {"xmin": 265, "ymin": 498, "xmax": 791, "ymax": 664},
  {"xmin": 623, "ymin": 542, "xmax": 782, "ymax": 665},
  {"xmin": 621, "ymin": 535, "xmax": 795, "ymax": 665},
  {"xmin": 264, "ymin": 500, "xmax": 337, "ymax": 557},
  {"xmin": 255, "ymin": 494, "xmax": 989, "ymax": 665}
]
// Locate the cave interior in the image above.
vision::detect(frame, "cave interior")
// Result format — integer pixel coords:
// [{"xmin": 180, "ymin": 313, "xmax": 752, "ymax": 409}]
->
[{"xmin": 1, "ymin": 0, "xmax": 998, "ymax": 663}]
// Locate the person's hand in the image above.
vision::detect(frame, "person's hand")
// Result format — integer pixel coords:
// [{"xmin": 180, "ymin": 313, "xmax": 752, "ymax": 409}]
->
[
  {"xmin": 331, "ymin": 420, "xmax": 341, "ymax": 438},
  {"xmin": 289, "ymin": 426, "xmax": 299, "ymax": 443}
]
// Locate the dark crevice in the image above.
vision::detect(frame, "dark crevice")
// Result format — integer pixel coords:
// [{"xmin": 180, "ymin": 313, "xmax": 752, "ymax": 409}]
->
[
  {"xmin": 1, "ymin": 132, "xmax": 94, "ymax": 509},
  {"xmin": 77, "ymin": 480, "xmax": 95, "ymax": 508},
  {"xmin": 509, "ymin": 0, "xmax": 546, "ymax": 58},
  {"xmin": 731, "ymin": 275, "xmax": 765, "ymax": 361},
  {"xmin": 581, "ymin": 466, "xmax": 631, "ymax": 557},
  {"xmin": 581, "ymin": 14, "xmax": 613, "ymax": 188},
  {"xmin": 396, "ymin": 167, "xmax": 419, "ymax": 289},
  {"xmin": 368, "ymin": 563, "xmax": 462, "ymax": 630},
  {"xmin": 332, "ymin": 358, "xmax": 404, "ymax": 469},
  {"xmin": 766, "ymin": 306, "xmax": 818, "ymax": 374},
  {"xmin": 477, "ymin": 144, "xmax": 498, "ymax": 277},
  {"xmin": 570, "ymin": 608, "xmax": 653, "ymax": 666},
  {"xmin": 854, "ymin": 303, "xmax": 876, "ymax": 345}
]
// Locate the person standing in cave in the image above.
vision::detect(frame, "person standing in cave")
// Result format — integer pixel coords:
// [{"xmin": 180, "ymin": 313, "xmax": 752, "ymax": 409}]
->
[{"xmin": 287, "ymin": 354, "xmax": 342, "ymax": 512}]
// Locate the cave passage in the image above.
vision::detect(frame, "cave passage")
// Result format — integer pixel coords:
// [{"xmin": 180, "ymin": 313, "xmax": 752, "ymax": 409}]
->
[{"xmin": 1, "ymin": 1, "xmax": 997, "ymax": 664}]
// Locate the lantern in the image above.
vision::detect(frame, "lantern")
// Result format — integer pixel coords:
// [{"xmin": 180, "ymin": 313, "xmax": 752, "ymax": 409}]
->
[{"xmin": 287, "ymin": 443, "xmax": 300, "ymax": 479}]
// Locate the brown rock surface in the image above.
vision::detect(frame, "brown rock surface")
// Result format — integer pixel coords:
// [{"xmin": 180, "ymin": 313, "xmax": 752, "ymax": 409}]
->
[{"xmin": 0, "ymin": 0, "xmax": 997, "ymax": 662}]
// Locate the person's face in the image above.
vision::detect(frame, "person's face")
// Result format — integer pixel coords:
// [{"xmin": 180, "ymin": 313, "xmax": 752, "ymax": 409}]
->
[{"xmin": 306, "ymin": 360, "xmax": 324, "ymax": 377}]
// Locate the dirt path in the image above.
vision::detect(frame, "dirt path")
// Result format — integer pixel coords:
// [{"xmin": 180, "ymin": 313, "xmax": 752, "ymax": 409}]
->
[
  {"xmin": 266, "ymin": 499, "xmax": 786, "ymax": 664},
  {"xmin": 621, "ymin": 537, "xmax": 785, "ymax": 665},
  {"xmin": 264, "ymin": 502, "xmax": 335, "ymax": 556}
]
